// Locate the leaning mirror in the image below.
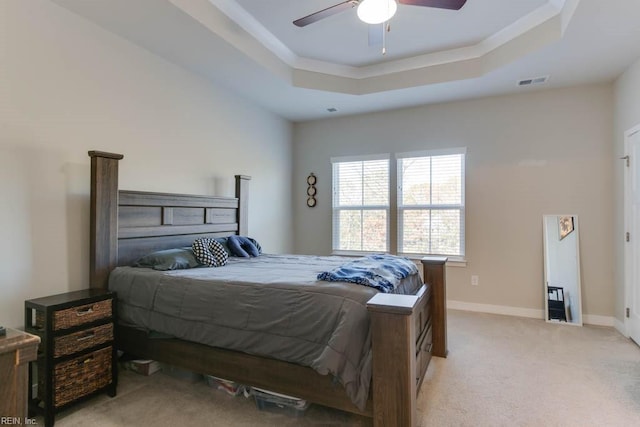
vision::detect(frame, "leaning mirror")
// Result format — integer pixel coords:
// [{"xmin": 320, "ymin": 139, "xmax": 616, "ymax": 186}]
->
[{"xmin": 543, "ymin": 215, "xmax": 583, "ymax": 325}]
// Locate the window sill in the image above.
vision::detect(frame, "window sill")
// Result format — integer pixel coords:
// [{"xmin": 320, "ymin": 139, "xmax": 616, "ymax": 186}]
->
[
  {"xmin": 331, "ymin": 250, "xmax": 378, "ymax": 258},
  {"xmin": 411, "ymin": 257, "xmax": 467, "ymax": 268}
]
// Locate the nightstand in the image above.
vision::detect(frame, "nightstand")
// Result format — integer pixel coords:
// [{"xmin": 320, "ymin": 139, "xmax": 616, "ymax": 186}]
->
[
  {"xmin": 25, "ymin": 289, "xmax": 117, "ymax": 427},
  {"xmin": 0, "ymin": 328, "xmax": 40, "ymax": 422}
]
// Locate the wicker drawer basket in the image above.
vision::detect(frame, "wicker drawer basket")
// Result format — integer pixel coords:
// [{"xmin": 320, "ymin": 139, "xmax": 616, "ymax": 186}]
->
[
  {"xmin": 39, "ymin": 346, "xmax": 113, "ymax": 408},
  {"xmin": 35, "ymin": 299, "xmax": 112, "ymax": 331},
  {"xmin": 53, "ymin": 323, "xmax": 113, "ymax": 358}
]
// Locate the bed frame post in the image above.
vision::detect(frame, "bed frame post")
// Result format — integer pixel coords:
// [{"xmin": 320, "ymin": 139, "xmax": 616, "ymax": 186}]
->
[
  {"xmin": 366, "ymin": 257, "xmax": 447, "ymax": 427},
  {"xmin": 367, "ymin": 297, "xmax": 418, "ymax": 427},
  {"xmin": 422, "ymin": 256, "xmax": 448, "ymax": 357},
  {"xmin": 235, "ymin": 175, "xmax": 250, "ymax": 235},
  {"xmin": 88, "ymin": 151, "xmax": 124, "ymax": 290}
]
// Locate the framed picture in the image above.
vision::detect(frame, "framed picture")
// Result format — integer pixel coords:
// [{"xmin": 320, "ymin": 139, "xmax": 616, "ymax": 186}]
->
[{"xmin": 559, "ymin": 216, "xmax": 574, "ymax": 240}]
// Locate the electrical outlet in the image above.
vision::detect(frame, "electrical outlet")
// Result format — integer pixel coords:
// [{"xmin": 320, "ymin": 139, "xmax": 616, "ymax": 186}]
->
[{"xmin": 471, "ymin": 275, "xmax": 479, "ymax": 286}]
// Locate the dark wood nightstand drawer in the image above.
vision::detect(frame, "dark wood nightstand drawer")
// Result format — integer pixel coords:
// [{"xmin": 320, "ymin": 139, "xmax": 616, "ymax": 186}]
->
[
  {"xmin": 415, "ymin": 323, "xmax": 432, "ymax": 389},
  {"xmin": 53, "ymin": 323, "xmax": 113, "ymax": 358},
  {"xmin": 43, "ymin": 346, "xmax": 113, "ymax": 408},
  {"xmin": 414, "ymin": 297, "xmax": 431, "ymax": 342},
  {"xmin": 35, "ymin": 299, "xmax": 112, "ymax": 331}
]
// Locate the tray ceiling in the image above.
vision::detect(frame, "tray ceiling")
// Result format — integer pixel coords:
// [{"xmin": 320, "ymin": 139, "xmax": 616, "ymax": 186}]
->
[{"xmin": 49, "ymin": 0, "xmax": 640, "ymax": 120}]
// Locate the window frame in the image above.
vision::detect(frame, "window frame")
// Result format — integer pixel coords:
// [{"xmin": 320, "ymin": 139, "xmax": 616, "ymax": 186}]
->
[
  {"xmin": 331, "ymin": 154, "xmax": 391, "ymax": 255},
  {"xmin": 396, "ymin": 148, "xmax": 466, "ymax": 258}
]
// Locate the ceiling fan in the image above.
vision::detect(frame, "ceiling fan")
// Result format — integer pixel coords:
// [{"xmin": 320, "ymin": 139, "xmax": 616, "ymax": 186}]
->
[{"xmin": 293, "ymin": 0, "xmax": 467, "ymax": 27}]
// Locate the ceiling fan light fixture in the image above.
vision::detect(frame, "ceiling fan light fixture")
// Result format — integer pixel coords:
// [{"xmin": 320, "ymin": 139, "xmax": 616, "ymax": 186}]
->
[{"xmin": 357, "ymin": 0, "xmax": 398, "ymax": 25}]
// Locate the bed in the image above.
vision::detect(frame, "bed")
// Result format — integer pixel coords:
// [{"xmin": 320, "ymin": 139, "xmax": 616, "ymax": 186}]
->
[{"xmin": 88, "ymin": 151, "xmax": 448, "ymax": 426}]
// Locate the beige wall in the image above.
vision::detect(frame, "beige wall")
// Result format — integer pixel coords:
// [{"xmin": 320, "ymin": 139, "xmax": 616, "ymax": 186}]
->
[
  {"xmin": 293, "ymin": 85, "xmax": 614, "ymax": 319},
  {"xmin": 613, "ymin": 57, "xmax": 640, "ymax": 324},
  {"xmin": 0, "ymin": 0, "xmax": 293, "ymax": 328}
]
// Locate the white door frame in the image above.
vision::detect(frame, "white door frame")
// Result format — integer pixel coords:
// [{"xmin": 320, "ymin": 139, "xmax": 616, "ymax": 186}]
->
[{"xmin": 624, "ymin": 124, "xmax": 640, "ymax": 338}]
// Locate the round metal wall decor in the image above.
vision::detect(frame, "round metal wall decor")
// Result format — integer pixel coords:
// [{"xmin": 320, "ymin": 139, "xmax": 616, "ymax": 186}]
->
[
  {"xmin": 307, "ymin": 174, "xmax": 317, "ymax": 186},
  {"xmin": 306, "ymin": 173, "xmax": 317, "ymax": 207}
]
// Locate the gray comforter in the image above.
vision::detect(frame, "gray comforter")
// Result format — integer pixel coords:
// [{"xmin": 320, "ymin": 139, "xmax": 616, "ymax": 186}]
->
[{"xmin": 108, "ymin": 254, "xmax": 422, "ymax": 409}]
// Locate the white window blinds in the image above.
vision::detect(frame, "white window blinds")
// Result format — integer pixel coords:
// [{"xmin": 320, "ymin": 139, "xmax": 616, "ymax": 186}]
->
[
  {"xmin": 331, "ymin": 155, "xmax": 390, "ymax": 253},
  {"xmin": 397, "ymin": 148, "xmax": 465, "ymax": 257}
]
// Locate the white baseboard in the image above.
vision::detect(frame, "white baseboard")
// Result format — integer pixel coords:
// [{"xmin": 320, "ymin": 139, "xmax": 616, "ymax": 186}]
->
[
  {"xmin": 447, "ymin": 300, "xmax": 543, "ymax": 319},
  {"xmin": 614, "ymin": 318, "xmax": 627, "ymax": 336},
  {"xmin": 582, "ymin": 314, "xmax": 616, "ymax": 327},
  {"xmin": 447, "ymin": 300, "xmax": 616, "ymax": 327}
]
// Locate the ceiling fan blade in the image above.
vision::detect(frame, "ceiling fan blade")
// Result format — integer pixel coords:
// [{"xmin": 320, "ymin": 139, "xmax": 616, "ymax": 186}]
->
[
  {"xmin": 368, "ymin": 24, "xmax": 383, "ymax": 46},
  {"xmin": 398, "ymin": 0, "xmax": 467, "ymax": 10},
  {"xmin": 293, "ymin": 1, "xmax": 358, "ymax": 27}
]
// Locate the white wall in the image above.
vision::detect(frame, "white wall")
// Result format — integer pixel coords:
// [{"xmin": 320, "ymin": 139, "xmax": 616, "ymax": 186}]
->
[
  {"xmin": 613, "ymin": 57, "xmax": 640, "ymax": 324},
  {"xmin": 293, "ymin": 85, "xmax": 614, "ymax": 318},
  {"xmin": 0, "ymin": 0, "xmax": 293, "ymax": 328}
]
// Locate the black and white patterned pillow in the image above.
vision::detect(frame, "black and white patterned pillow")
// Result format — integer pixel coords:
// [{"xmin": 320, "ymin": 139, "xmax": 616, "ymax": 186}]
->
[{"xmin": 192, "ymin": 238, "xmax": 229, "ymax": 267}]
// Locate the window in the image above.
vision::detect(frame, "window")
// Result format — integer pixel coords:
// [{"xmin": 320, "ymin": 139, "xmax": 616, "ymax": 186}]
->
[
  {"xmin": 331, "ymin": 155, "xmax": 390, "ymax": 253},
  {"xmin": 397, "ymin": 149, "xmax": 465, "ymax": 257},
  {"xmin": 330, "ymin": 149, "xmax": 465, "ymax": 258}
]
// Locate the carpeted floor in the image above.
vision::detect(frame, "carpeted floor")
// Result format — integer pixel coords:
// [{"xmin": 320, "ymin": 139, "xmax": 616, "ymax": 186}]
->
[{"xmin": 46, "ymin": 310, "xmax": 640, "ymax": 426}]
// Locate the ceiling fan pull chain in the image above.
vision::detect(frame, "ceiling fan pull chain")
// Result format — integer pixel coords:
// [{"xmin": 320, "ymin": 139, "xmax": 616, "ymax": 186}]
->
[
  {"xmin": 382, "ymin": 21, "xmax": 387, "ymax": 55},
  {"xmin": 382, "ymin": 22, "xmax": 391, "ymax": 55}
]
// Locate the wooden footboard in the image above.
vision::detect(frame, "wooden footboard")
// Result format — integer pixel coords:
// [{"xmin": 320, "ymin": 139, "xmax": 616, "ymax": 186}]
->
[{"xmin": 367, "ymin": 257, "xmax": 447, "ymax": 427}]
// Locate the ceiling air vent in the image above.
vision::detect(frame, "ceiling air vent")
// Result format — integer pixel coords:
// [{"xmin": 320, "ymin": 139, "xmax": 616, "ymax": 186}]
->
[{"xmin": 518, "ymin": 76, "xmax": 549, "ymax": 87}]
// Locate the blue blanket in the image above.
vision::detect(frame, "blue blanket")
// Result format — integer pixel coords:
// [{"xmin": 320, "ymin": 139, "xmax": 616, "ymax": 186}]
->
[{"xmin": 317, "ymin": 254, "xmax": 418, "ymax": 293}]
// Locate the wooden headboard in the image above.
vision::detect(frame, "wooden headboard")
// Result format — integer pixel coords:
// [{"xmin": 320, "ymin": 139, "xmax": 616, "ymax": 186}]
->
[{"xmin": 88, "ymin": 151, "xmax": 250, "ymax": 289}]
